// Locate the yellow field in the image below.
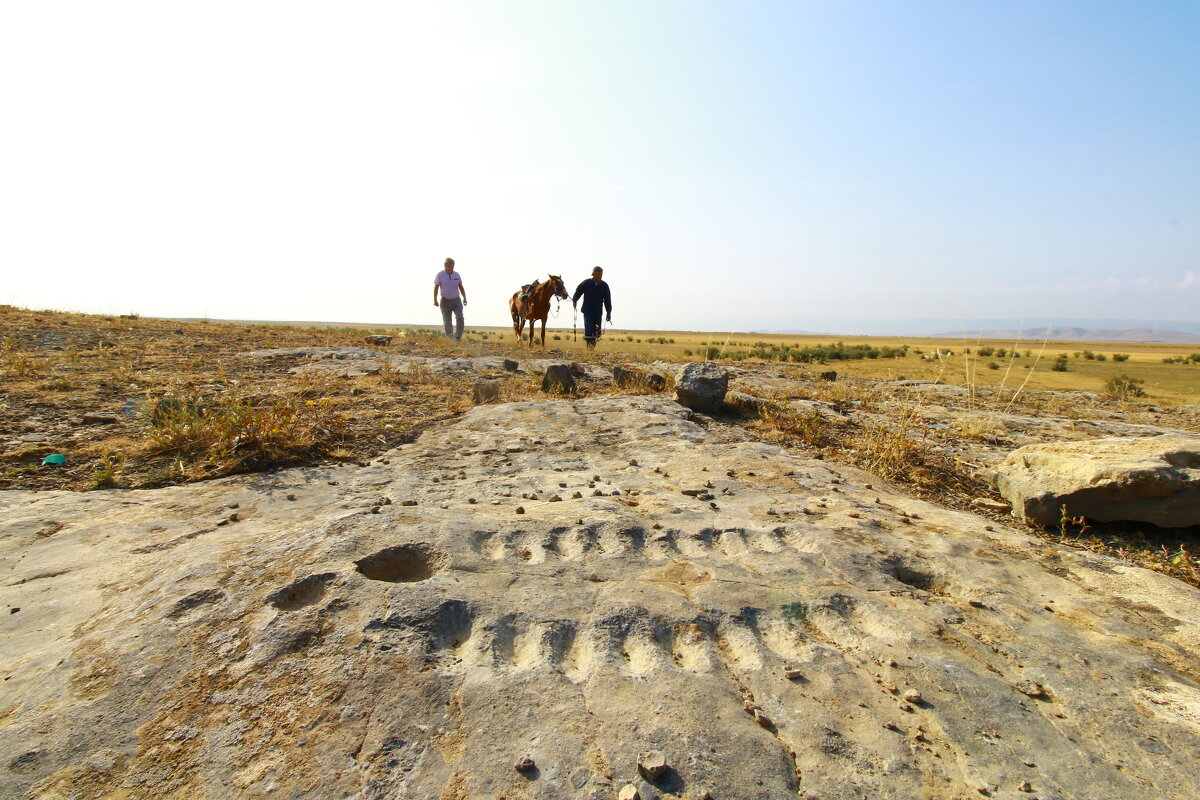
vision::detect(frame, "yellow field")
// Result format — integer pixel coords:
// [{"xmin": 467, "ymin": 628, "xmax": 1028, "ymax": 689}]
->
[
  {"xmin": 457, "ymin": 326, "xmax": 1200, "ymax": 404},
  {"xmin": 193, "ymin": 319, "xmax": 1200, "ymax": 404}
]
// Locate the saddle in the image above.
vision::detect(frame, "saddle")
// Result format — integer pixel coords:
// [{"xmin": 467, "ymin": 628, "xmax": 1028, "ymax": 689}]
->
[{"xmin": 518, "ymin": 280, "xmax": 540, "ymax": 304}]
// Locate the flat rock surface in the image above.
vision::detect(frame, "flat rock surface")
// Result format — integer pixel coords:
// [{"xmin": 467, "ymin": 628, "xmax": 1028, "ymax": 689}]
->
[{"xmin": 3, "ymin": 396, "xmax": 1200, "ymax": 799}]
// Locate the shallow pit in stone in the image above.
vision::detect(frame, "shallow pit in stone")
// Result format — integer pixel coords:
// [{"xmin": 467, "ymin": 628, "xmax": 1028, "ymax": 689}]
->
[
  {"xmin": 268, "ymin": 573, "xmax": 336, "ymax": 611},
  {"xmin": 356, "ymin": 543, "xmax": 448, "ymax": 583}
]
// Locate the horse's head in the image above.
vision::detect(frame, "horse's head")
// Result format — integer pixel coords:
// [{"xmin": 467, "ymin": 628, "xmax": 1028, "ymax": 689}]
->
[{"xmin": 549, "ymin": 275, "xmax": 568, "ymax": 300}]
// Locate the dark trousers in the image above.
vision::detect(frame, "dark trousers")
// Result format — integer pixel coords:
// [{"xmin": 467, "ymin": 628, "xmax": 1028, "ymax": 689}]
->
[{"xmin": 582, "ymin": 310, "xmax": 602, "ymax": 346}]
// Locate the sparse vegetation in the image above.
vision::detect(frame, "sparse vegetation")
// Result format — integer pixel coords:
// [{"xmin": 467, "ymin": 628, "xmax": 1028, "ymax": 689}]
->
[
  {"xmin": 2, "ymin": 305, "xmax": 1198, "ymax": 591},
  {"xmin": 1105, "ymin": 374, "xmax": 1147, "ymax": 400}
]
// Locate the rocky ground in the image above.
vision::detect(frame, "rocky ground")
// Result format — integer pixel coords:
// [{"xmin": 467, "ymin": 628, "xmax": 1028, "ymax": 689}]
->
[
  {"xmin": 3, "ymin": 309, "xmax": 1200, "ymax": 799},
  {"xmin": 3, "ymin": 395, "xmax": 1200, "ymax": 799}
]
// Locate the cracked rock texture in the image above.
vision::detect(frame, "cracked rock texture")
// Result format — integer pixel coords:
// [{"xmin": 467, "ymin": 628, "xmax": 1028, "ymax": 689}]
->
[{"xmin": 3, "ymin": 396, "xmax": 1200, "ymax": 800}]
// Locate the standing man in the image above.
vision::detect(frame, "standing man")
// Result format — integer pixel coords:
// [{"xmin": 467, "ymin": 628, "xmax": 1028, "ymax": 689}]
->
[
  {"xmin": 433, "ymin": 257, "xmax": 468, "ymax": 340},
  {"xmin": 572, "ymin": 266, "xmax": 611, "ymax": 349}
]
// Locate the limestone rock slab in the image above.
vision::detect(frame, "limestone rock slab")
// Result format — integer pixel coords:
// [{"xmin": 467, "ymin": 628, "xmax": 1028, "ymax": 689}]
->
[
  {"xmin": 985, "ymin": 434, "xmax": 1200, "ymax": 528},
  {"xmin": 2, "ymin": 398, "xmax": 1199, "ymax": 800}
]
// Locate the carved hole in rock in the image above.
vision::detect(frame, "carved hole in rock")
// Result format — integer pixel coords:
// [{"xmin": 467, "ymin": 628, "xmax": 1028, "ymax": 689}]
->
[
  {"xmin": 885, "ymin": 558, "xmax": 946, "ymax": 595},
  {"xmin": 356, "ymin": 543, "xmax": 448, "ymax": 583},
  {"xmin": 268, "ymin": 573, "xmax": 335, "ymax": 611}
]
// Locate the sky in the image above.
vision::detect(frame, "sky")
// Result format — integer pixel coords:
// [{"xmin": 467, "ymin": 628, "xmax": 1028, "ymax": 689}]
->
[{"xmin": 2, "ymin": 1, "xmax": 1198, "ymax": 333}]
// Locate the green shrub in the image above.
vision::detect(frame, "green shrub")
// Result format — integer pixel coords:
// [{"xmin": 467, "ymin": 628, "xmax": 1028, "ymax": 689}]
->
[
  {"xmin": 1051, "ymin": 355, "xmax": 1069, "ymax": 372},
  {"xmin": 977, "ymin": 347, "xmax": 994, "ymax": 357},
  {"xmin": 987, "ymin": 361, "xmax": 1000, "ymax": 370},
  {"xmin": 1105, "ymin": 374, "xmax": 1146, "ymax": 400},
  {"xmin": 1112, "ymin": 353, "xmax": 1129, "ymax": 362},
  {"xmin": 1095, "ymin": 354, "xmax": 1107, "ymax": 361}
]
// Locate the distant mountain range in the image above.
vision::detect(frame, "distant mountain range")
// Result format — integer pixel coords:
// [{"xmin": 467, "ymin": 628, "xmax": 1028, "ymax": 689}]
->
[
  {"xmin": 930, "ymin": 327, "xmax": 1200, "ymax": 344},
  {"xmin": 758, "ymin": 318, "xmax": 1200, "ymax": 343}
]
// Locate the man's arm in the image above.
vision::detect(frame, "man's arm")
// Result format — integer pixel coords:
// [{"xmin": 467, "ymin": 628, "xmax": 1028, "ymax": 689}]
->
[
  {"xmin": 603, "ymin": 284, "xmax": 612, "ymax": 320},
  {"xmin": 459, "ymin": 280, "xmax": 467, "ymax": 305},
  {"xmin": 571, "ymin": 281, "xmax": 585, "ymax": 307},
  {"xmin": 433, "ymin": 281, "xmax": 440, "ymax": 306}
]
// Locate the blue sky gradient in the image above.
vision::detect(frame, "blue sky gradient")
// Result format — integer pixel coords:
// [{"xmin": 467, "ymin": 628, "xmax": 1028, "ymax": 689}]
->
[{"xmin": 2, "ymin": 1, "xmax": 1196, "ymax": 332}]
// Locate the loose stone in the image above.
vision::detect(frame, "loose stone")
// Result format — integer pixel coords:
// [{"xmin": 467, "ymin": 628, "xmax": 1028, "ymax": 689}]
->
[
  {"xmin": 903, "ymin": 690, "xmax": 922, "ymax": 704},
  {"xmin": 514, "ymin": 757, "xmax": 536, "ymax": 772},
  {"xmin": 638, "ymin": 750, "xmax": 669, "ymax": 779}
]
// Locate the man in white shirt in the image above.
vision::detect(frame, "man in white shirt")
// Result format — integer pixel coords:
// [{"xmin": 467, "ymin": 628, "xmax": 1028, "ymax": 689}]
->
[{"xmin": 433, "ymin": 257, "xmax": 468, "ymax": 340}]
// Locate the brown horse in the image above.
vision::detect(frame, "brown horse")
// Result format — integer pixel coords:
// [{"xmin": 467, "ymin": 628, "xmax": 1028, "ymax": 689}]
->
[{"xmin": 509, "ymin": 275, "xmax": 569, "ymax": 346}]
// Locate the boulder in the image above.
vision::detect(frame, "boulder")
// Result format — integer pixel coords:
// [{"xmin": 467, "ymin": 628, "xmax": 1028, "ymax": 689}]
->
[
  {"xmin": 984, "ymin": 434, "xmax": 1200, "ymax": 528},
  {"xmin": 541, "ymin": 364, "xmax": 577, "ymax": 395},
  {"xmin": 675, "ymin": 362, "xmax": 728, "ymax": 413},
  {"xmin": 503, "ymin": 358, "xmax": 520, "ymax": 372},
  {"xmin": 613, "ymin": 365, "xmax": 667, "ymax": 392},
  {"xmin": 364, "ymin": 335, "xmax": 392, "ymax": 346},
  {"xmin": 724, "ymin": 391, "xmax": 772, "ymax": 417},
  {"xmin": 472, "ymin": 379, "xmax": 501, "ymax": 405},
  {"xmin": 819, "ymin": 370, "xmax": 837, "ymax": 382}
]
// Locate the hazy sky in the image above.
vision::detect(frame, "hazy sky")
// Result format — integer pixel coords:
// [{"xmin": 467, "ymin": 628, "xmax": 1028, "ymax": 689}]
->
[{"xmin": 3, "ymin": 1, "xmax": 1197, "ymax": 332}]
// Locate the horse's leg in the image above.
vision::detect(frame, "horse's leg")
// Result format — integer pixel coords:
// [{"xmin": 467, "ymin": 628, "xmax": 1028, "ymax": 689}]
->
[{"xmin": 540, "ymin": 317, "xmax": 547, "ymax": 347}]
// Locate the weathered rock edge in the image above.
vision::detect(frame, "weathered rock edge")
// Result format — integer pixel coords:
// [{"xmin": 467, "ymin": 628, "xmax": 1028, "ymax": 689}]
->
[{"xmin": 985, "ymin": 434, "xmax": 1200, "ymax": 528}]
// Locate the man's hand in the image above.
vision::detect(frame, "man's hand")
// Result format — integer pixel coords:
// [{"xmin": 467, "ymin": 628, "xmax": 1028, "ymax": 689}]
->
[
  {"xmin": 606, "ymin": 316, "xmax": 611, "ymax": 323},
  {"xmin": 572, "ymin": 301, "xmax": 577, "ymax": 309},
  {"xmin": 462, "ymin": 300, "xmax": 467, "ymax": 306}
]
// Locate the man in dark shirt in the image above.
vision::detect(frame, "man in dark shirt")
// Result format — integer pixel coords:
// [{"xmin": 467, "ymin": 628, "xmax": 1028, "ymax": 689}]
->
[{"xmin": 572, "ymin": 266, "xmax": 612, "ymax": 349}]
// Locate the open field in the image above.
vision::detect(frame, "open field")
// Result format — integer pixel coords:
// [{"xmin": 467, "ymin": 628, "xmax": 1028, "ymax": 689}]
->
[{"xmin": 197, "ymin": 319, "xmax": 1200, "ymax": 403}]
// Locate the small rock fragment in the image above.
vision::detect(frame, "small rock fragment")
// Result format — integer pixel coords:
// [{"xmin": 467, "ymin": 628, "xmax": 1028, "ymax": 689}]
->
[
  {"xmin": 514, "ymin": 757, "xmax": 536, "ymax": 772},
  {"xmin": 784, "ymin": 667, "xmax": 804, "ymax": 680},
  {"xmin": 1015, "ymin": 680, "xmax": 1046, "ymax": 698},
  {"xmin": 1017, "ymin": 781, "xmax": 1032, "ymax": 793},
  {"xmin": 638, "ymin": 750, "xmax": 669, "ymax": 779},
  {"xmin": 903, "ymin": 690, "xmax": 922, "ymax": 704},
  {"xmin": 515, "ymin": 506, "xmax": 525, "ymax": 515},
  {"xmin": 400, "ymin": 499, "xmax": 418, "ymax": 507},
  {"xmin": 286, "ymin": 494, "xmax": 297, "ymax": 501},
  {"xmin": 618, "ymin": 786, "xmax": 640, "ymax": 800}
]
